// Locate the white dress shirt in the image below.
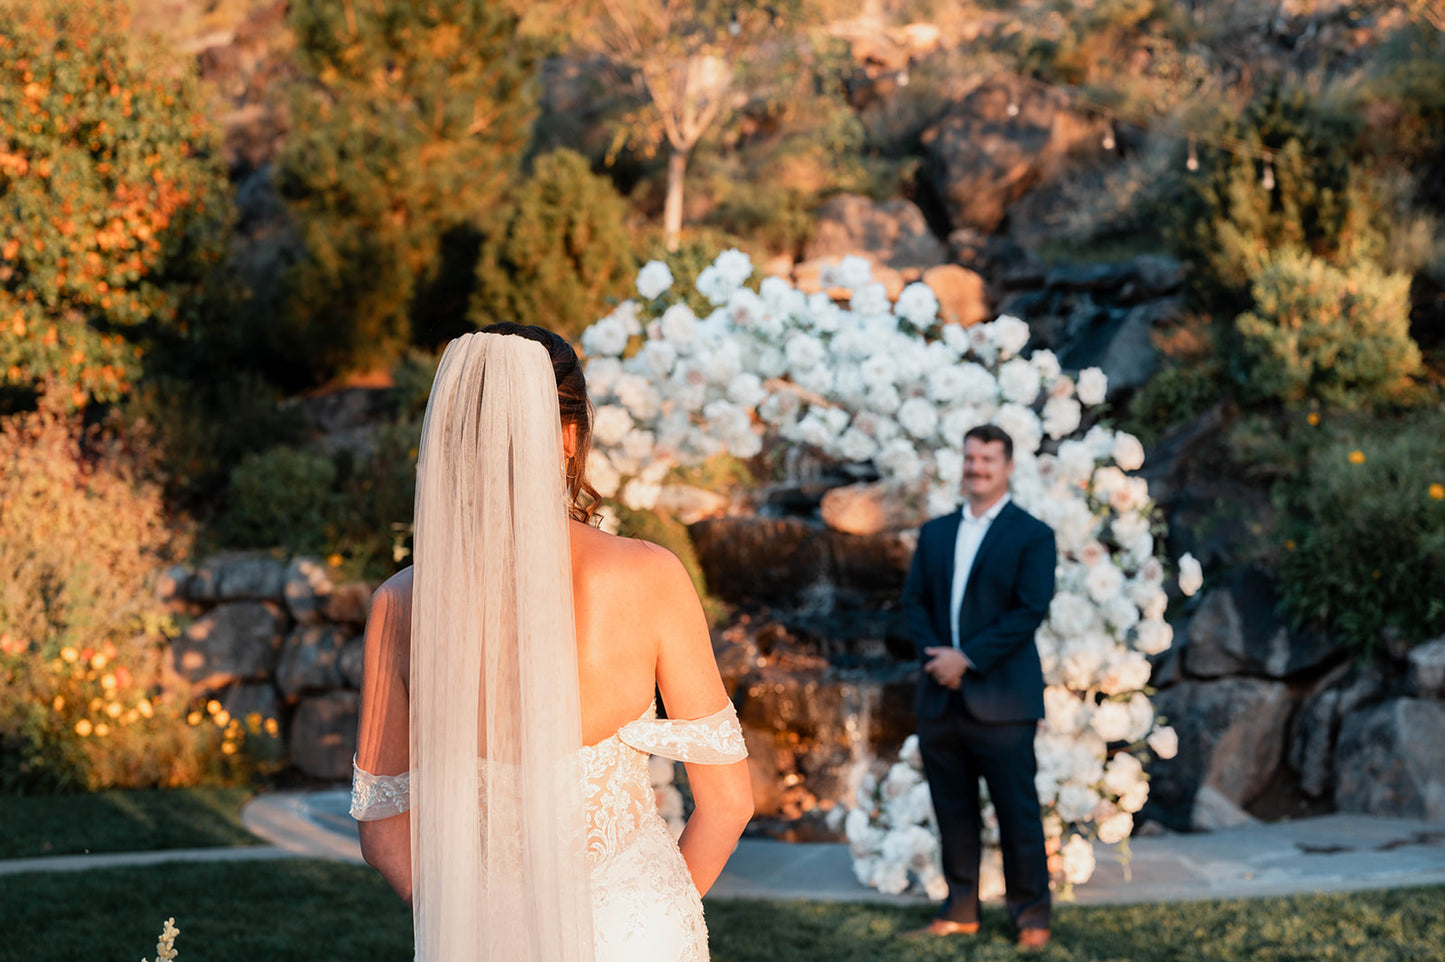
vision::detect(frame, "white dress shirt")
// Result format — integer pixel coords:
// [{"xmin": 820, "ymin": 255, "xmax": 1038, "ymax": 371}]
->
[{"xmin": 948, "ymin": 493, "xmax": 1011, "ymax": 651}]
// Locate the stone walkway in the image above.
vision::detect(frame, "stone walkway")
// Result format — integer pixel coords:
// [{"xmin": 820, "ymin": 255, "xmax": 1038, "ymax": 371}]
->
[{"xmin": 6, "ymin": 788, "xmax": 1445, "ymax": 906}]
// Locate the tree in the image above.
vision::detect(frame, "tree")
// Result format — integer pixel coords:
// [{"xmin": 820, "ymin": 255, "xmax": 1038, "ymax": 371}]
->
[
  {"xmin": 277, "ymin": 0, "xmax": 540, "ymax": 381},
  {"xmin": 470, "ymin": 149, "xmax": 636, "ymax": 341},
  {"xmin": 553, "ymin": 1, "xmax": 811, "ymax": 252},
  {"xmin": 0, "ymin": 0, "xmax": 232, "ymax": 410}
]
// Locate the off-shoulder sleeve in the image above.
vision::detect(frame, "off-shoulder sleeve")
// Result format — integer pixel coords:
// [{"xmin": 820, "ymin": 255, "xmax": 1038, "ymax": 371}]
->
[
  {"xmin": 350, "ymin": 756, "xmax": 411, "ymax": 821},
  {"xmin": 618, "ymin": 702, "xmax": 748, "ymax": 764}
]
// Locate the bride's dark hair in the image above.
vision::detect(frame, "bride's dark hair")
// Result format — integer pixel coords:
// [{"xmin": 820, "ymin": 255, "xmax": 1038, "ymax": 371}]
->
[{"xmin": 478, "ymin": 322, "xmax": 601, "ymax": 524}]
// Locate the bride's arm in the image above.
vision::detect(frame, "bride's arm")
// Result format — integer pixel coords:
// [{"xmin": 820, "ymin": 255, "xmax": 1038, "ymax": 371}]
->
[
  {"xmin": 354, "ymin": 572, "xmax": 414, "ymax": 907},
  {"xmin": 650, "ymin": 548, "xmax": 754, "ymax": 897}
]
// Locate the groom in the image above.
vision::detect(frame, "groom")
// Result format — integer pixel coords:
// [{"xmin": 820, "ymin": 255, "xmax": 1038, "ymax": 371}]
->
[{"xmin": 901, "ymin": 424, "xmax": 1056, "ymax": 949}]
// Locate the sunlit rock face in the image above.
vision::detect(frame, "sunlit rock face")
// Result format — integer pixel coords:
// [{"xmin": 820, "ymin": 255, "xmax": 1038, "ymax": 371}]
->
[{"xmin": 691, "ymin": 514, "xmax": 921, "ymax": 838}]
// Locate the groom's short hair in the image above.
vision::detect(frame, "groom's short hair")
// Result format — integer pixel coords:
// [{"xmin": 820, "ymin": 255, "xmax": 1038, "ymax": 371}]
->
[{"xmin": 964, "ymin": 424, "xmax": 1014, "ymax": 461}]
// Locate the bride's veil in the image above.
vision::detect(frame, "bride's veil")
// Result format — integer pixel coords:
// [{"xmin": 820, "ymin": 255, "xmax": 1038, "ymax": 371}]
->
[{"xmin": 409, "ymin": 332, "xmax": 594, "ymax": 961}]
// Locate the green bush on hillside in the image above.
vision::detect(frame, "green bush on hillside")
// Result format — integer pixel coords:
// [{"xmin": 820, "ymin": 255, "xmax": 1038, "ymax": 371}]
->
[
  {"xmin": 1235, "ymin": 249, "xmax": 1421, "ymax": 410},
  {"xmin": 1275, "ymin": 412, "xmax": 1445, "ymax": 657},
  {"xmin": 223, "ymin": 447, "xmax": 337, "ymax": 553},
  {"xmin": 470, "ymin": 149, "xmax": 636, "ymax": 341},
  {"xmin": 0, "ymin": 0, "xmax": 232, "ymax": 410}
]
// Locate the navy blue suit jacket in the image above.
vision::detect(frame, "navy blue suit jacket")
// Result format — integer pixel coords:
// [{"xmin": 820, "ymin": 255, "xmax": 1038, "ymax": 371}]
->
[{"xmin": 902, "ymin": 501, "xmax": 1056, "ymax": 723}]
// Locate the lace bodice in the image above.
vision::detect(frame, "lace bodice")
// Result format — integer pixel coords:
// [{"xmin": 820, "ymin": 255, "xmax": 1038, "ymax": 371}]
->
[{"xmin": 351, "ymin": 700, "xmax": 747, "ymax": 867}]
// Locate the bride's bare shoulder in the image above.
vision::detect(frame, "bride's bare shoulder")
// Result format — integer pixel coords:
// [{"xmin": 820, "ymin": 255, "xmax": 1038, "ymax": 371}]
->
[
  {"xmin": 370, "ymin": 566, "xmax": 414, "ymax": 619},
  {"xmin": 571, "ymin": 522, "xmax": 691, "ymax": 592}
]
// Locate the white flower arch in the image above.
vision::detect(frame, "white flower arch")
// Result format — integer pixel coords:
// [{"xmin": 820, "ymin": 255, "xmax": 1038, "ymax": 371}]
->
[{"xmin": 578, "ymin": 250, "xmax": 1201, "ymax": 897}]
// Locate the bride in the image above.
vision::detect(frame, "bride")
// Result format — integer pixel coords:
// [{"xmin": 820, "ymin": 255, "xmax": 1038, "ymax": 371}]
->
[{"xmin": 349, "ymin": 324, "xmax": 753, "ymax": 961}]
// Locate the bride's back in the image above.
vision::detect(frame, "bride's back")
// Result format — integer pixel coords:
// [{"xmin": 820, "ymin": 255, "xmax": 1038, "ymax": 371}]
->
[{"xmin": 570, "ymin": 520, "xmax": 708, "ymax": 745}]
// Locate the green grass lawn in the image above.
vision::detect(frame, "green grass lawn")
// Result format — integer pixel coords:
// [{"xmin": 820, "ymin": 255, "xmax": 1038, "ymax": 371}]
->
[
  {"xmin": 0, "ymin": 858, "xmax": 1441, "ymax": 962},
  {"xmin": 0, "ymin": 787, "xmax": 258, "ymax": 858}
]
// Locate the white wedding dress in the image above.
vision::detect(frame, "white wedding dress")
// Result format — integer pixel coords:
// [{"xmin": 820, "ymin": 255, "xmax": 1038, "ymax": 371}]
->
[{"xmin": 351, "ymin": 700, "xmax": 748, "ymax": 962}]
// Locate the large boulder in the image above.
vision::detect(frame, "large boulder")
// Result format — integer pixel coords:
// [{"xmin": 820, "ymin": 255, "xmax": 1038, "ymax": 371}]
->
[
  {"xmin": 1147, "ymin": 677, "xmax": 1293, "ymax": 830},
  {"xmin": 922, "ymin": 264, "xmax": 990, "ymax": 328},
  {"xmin": 291, "ymin": 690, "xmax": 360, "ymax": 781},
  {"xmin": 283, "ymin": 556, "xmax": 337, "ymax": 626},
  {"xmin": 802, "ymin": 194, "xmax": 946, "ymax": 270},
  {"xmin": 1288, "ymin": 665, "xmax": 1384, "ymax": 799},
  {"xmin": 922, "ymin": 81, "xmax": 1104, "ymax": 234},
  {"xmin": 690, "ymin": 517, "xmax": 832, "ymax": 605},
  {"xmin": 171, "ymin": 601, "xmax": 285, "ymax": 692},
  {"xmin": 338, "ymin": 636, "xmax": 367, "ymax": 690},
  {"xmin": 276, "ymin": 625, "xmax": 350, "ymax": 698},
  {"xmin": 219, "ymin": 682, "xmax": 282, "ymax": 732},
  {"xmin": 324, "ymin": 581, "xmax": 373, "ymax": 626},
  {"xmin": 1182, "ymin": 569, "xmax": 1345, "ymax": 680},
  {"xmin": 1407, "ymin": 636, "xmax": 1445, "ymax": 698},
  {"xmin": 187, "ymin": 554, "xmax": 288, "ymax": 603},
  {"xmin": 1335, "ymin": 698, "xmax": 1445, "ymax": 820},
  {"xmin": 1054, "ymin": 297, "xmax": 1182, "ymax": 398},
  {"xmin": 820, "ymin": 482, "xmax": 925, "ymax": 536}
]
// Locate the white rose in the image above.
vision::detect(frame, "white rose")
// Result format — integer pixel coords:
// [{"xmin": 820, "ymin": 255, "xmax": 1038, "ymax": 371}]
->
[
  {"xmin": 793, "ymin": 363, "xmax": 835, "ymax": 397},
  {"xmin": 1112, "ymin": 432, "xmax": 1146, "ymax": 471},
  {"xmin": 866, "ymin": 384, "xmax": 903, "ymax": 415},
  {"xmin": 926, "ymin": 365, "xmax": 967, "ymax": 404},
  {"xmin": 934, "ymin": 448, "xmax": 964, "ymax": 485},
  {"xmin": 1056, "ymin": 783, "xmax": 1100, "ymax": 822},
  {"xmin": 726, "ymin": 372, "xmax": 767, "ymax": 409},
  {"xmin": 592, "ymin": 404, "xmax": 634, "ymax": 447},
  {"xmin": 988, "ymin": 314, "xmax": 1032, "ymax": 359},
  {"xmin": 620, "ymin": 476, "xmax": 662, "ymax": 511},
  {"xmin": 1148, "ymin": 725, "xmax": 1179, "ymax": 760},
  {"xmin": 637, "ymin": 338, "xmax": 678, "ymax": 379},
  {"xmin": 586, "ymin": 354, "xmax": 624, "ymax": 393},
  {"xmin": 993, "ymin": 403, "xmax": 1043, "ymax": 456},
  {"xmin": 1031, "ymin": 348, "xmax": 1062, "ymax": 383},
  {"xmin": 1125, "ymin": 692, "xmax": 1154, "ymax": 742},
  {"xmin": 822, "ymin": 254, "xmax": 873, "ymax": 291},
  {"xmin": 836, "ymin": 427, "xmax": 879, "ymax": 463},
  {"xmin": 997, "ymin": 358, "xmax": 1041, "ymax": 405},
  {"xmin": 1060, "ymin": 835, "xmax": 1096, "ymax": 885},
  {"xmin": 713, "ymin": 247, "xmax": 753, "ymax": 287},
  {"xmin": 1077, "ymin": 366, "xmax": 1108, "ymax": 406},
  {"xmin": 587, "ymin": 449, "xmax": 621, "ymax": 498},
  {"xmin": 1101, "ymin": 752, "xmax": 1145, "ymax": 797},
  {"xmin": 1103, "ymin": 596, "xmax": 1141, "ymax": 635},
  {"xmin": 1056, "ymin": 440, "xmax": 1096, "ymax": 487},
  {"xmin": 1098, "ymin": 649, "xmax": 1150, "ymax": 695},
  {"xmin": 897, "ymin": 397, "xmax": 940, "ymax": 440},
  {"xmin": 580, "ymin": 315, "xmax": 629, "ymax": 358},
  {"xmin": 1178, "ymin": 553, "xmax": 1204, "ymax": 596},
  {"xmin": 784, "ymin": 332, "xmax": 826, "ymax": 371},
  {"xmin": 614, "ymin": 373, "xmax": 660, "ymax": 420},
  {"xmin": 1090, "ymin": 700, "xmax": 1132, "ymax": 741},
  {"xmin": 636, "ymin": 260, "xmax": 674, "ymax": 300},
  {"xmin": 939, "ymin": 405, "xmax": 986, "ymax": 447},
  {"xmin": 1044, "ymin": 686, "xmax": 1085, "ymax": 736},
  {"xmin": 1097, "ymin": 810, "xmax": 1133, "ymax": 845},
  {"xmin": 621, "ymin": 429, "xmax": 655, "ymax": 463},
  {"xmin": 851, "ymin": 282, "xmax": 891, "ymax": 317},
  {"xmin": 894, "ymin": 281, "xmax": 939, "ymax": 329},
  {"xmin": 860, "ymin": 354, "xmax": 898, "ymax": 390},
  {"xmin": 1110, "ymin": 477, "xmax": 1149, "ymax": 515},
  {"xmin": 1084, "ymin": 562, "xmax": 1126, "ymax": 605},
  {"xmin": 1133, "ymin": 618, "xmax": 1173, "ymax": 655},
  {"xmin": 941, "ymin": 322, "xmax": 970, "ymax": 355},
  {"xmin": 1118, "ymin": 781, "xmax": 1150, "ymax": 813},
  {"xmin": 877, "ymin": 438, "xmax": 924, "ymax": 484},
  {"xmin": 1042, "ymin": 395, "xmax": 1082, "ymax": 439},
  {"xmin": 658, "ymin": 303, "xmax": 697, "ymax": 347},
  {"xmin": 1112, "ymin": 511, "xmax": 1150, "ymax": 548},
  {"xmin": 967, "ymin": 324, "xmax": 999, "ymax": 365}
]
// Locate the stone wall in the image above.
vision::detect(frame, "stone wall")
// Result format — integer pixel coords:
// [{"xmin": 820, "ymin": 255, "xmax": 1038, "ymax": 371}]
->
[{"xmin": 158, "ymin": 553, "xmax": 373, "ymax": 782}]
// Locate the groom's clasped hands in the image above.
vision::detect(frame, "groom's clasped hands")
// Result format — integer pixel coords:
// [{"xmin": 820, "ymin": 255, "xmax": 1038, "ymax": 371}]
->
[{"xmin": 922, "ymin": 646, "xmax": 968, "ymax": 690}]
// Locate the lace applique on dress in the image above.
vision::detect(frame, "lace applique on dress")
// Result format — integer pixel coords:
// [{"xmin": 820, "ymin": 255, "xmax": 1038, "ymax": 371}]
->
[
  {"xmin": 350, "ymin": 755, "xmax": 411, "ymax": 821},
  {"xmin": 617, "ymin": 702, "xmax": 748, "ymax": 765}
]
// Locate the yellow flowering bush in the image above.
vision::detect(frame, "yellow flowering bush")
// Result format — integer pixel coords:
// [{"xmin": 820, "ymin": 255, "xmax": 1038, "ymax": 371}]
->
[{"xmin": 0, "ymin": 394, "xmax": 279, "ymax": 790}]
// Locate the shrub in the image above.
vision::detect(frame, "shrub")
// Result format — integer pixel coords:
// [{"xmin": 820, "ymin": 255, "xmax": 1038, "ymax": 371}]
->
[
  {"xmin": 1171, "ymin": 84, "xmax": 1382, "ymax": 315},
  {"xmin": 0, "ymin": 0, "xmax": 232, "ymax": 409},
  {"xmin": 1234, "ymin": 249, "xmax": 1421, "ymax": 410},
  {"xmin": 222, "ymin": 447, "xmax": 337, "ymax": 554},
  {"xmin": 470, "ymin": 149, "xmax": 637, "ymax": 342},
  {"xmin": 0, "ymin": 393, "xmax": 266, "ymax": 791},
  {"xmin": 1275, "ymin": 411, "xmax": 1445, "ymax": 656}
]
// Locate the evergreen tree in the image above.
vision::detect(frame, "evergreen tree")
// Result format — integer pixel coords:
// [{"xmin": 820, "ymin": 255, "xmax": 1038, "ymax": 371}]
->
[{"xmin": 277, "ymin": 0, "xmax": 539, "ymax": 381}]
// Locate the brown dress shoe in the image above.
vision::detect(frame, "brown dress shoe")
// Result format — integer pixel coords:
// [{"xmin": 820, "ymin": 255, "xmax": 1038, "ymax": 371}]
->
[
  {"xmin": 1017, "ymin": 927, "xmax": 1051, "ymax": 950},
  {"xmin": 905, "ymin": 919, "xmax": 980, "ymax": 938}
]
